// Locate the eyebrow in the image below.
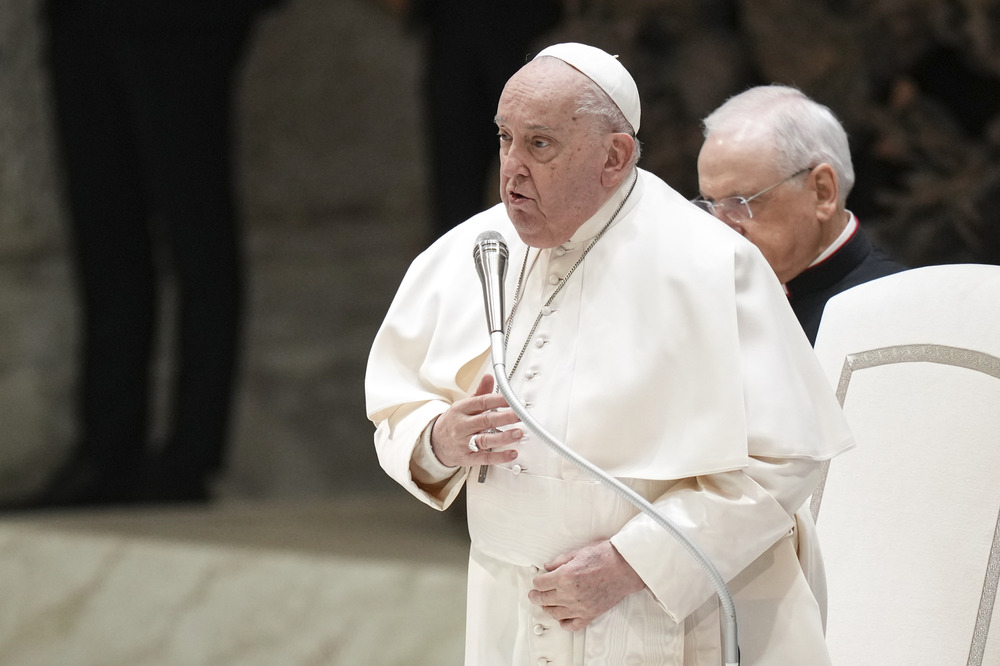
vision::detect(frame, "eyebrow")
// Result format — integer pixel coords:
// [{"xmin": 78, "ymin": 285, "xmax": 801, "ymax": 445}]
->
[{"xmin": 493, "ymin": 115, "xmax": 554, "ymax": 132}]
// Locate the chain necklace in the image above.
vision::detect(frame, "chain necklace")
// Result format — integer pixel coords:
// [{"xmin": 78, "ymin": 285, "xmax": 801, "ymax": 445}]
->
[{"xmin": 503, "ymin": 171, "xmax": 638, "ymax": 380}]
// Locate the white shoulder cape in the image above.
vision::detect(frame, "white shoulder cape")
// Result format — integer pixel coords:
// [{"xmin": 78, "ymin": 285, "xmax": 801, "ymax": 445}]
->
[{"xmin": 366, "ymin": 169, "xmax": 853, "ymax": 480}]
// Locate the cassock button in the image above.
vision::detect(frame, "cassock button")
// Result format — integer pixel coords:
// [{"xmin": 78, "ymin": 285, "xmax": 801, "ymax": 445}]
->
[
  {"xmin": 541, "ymin": 306, "xmax": 553, "ymax": 316},
  {"xmin": 554, "ymin": 246, "xmax": 567, "ymax": 256},
  {"xmin": 533, "ymin": 623, "xmax": 547, "ymax": 635},
  {"xmin": 537, "ymin": 658, "xmax": 550, "ymax": 666},
  {"xmin": 512, "ymin": 464, "xmax": 523, "ymax": 475},
  {"xmin": 534, "ymin": 338, "xmax": 545, "ymax": 348},
  {"xmin": 547, "ymin": 274, "xmax": 560, "ymax": 285}
]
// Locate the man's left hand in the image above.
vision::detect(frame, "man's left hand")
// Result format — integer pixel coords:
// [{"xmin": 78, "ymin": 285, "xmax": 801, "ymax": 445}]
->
[{"xmin": 528, "ymin": 540, "xmax": 646, "ymax": 631}]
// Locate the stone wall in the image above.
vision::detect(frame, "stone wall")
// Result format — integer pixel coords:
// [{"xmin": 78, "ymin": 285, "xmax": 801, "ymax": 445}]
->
[{"xmin": 0, "ymin": 0, "xmax": 77, "ymax": 498}]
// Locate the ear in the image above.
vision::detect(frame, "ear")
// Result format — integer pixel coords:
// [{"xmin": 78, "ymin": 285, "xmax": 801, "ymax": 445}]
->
[
  {"xmin": 811, "ymin": 163, "xmax": 841, "ymax": 221},
  {"xmin": 601, "ymin": 133, "xmax": 636, "ymax": 188}
]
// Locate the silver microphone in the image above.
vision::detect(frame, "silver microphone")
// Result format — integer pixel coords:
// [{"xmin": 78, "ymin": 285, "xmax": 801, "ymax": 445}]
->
[
  {"xmin": 472, "ymin": 230, "xmax": 509, "ymax": 336},
  {"xmin": 472, "ymin": 231, "xmax": 509, "ymax": 484}
]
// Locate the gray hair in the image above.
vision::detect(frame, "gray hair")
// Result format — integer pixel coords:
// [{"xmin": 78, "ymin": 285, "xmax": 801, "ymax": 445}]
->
[
  {"xmin": 702, "ymin": 85, "xmax": 854, "ymax": 205},
  {"xmin": 575, "ymin": 75, "xmax": 642, "ymax": 167},
  {"xmin": 536, "ymin": 55, "xmax": 642, "ymax": 167}
]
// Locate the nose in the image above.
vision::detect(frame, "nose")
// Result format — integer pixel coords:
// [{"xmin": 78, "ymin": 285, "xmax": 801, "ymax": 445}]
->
[
  {"xmin": 500, "ymin": 143, "xmax": 528, "ymax": 180},
  {"xmin": 720, "ymin": 216, "xmax": 746, "ymax": 236},
  {"xmin": 702, "ymin": 205, "xmax": 745, "ymax": 235}
]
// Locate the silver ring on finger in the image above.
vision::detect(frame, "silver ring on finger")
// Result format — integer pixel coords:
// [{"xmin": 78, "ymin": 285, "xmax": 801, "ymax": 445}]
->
[{"xmin": 468, "ymin": 435, "xmax": 479, "ymax": 452}]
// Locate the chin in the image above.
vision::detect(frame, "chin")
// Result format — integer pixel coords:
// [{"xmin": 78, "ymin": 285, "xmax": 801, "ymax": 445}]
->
[
  {"xmin": 506, "ymin": 209, "xmax": 535, "ymax": 232},
  {"xmin": 509, "ymin": 222, "xmax": 548, "ymax": 248}
]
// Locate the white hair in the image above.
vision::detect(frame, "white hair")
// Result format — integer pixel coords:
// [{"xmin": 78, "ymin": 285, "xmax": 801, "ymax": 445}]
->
[{"xmin": 702, "ymin": 85, "xmax": 855, "ymax": 205}]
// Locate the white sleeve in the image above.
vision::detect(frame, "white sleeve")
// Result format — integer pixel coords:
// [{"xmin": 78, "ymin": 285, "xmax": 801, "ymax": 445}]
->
[
  {"xmin": 373, "ymin": 400, "xmax": 469, "ymax": 511},
  {"xmin": 610, "ymin": 456, "xmax": 821, "ymax": 621}
]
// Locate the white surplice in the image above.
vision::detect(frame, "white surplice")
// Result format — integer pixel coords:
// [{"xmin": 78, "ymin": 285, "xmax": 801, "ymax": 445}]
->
[{"xmin": 366, "ymin": 168, "xmax": 853, "ymax": 664}]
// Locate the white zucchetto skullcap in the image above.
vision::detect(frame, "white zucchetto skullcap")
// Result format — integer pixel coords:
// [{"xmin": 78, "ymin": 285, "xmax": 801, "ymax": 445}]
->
[{"xmin": 534, "ymin": 42, "xmax": 641, "ymax": 134}]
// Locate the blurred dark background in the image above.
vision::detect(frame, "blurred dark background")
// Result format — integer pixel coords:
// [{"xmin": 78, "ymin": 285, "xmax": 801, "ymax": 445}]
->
[
  {"xmin": 1, "ymin": 0, "xmax": 997, "ymax": 506},
  {"xmin": 576, "ymin": 0, "xmax": 1000, "ymax": 267}
]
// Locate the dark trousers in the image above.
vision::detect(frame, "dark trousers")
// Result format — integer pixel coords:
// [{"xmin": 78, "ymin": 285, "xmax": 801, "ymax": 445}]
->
[
  {"xmin": 420, "ymin": 0, "xmax": 562, "ymax": 239},
  {"xmin": 45, "ymin": 5, "xmax": 255, "ymax": 494}
]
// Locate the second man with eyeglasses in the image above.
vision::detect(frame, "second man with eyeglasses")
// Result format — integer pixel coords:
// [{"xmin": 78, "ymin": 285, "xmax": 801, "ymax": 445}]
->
[{"xmin": 693, "ymin": 85, "xmax": 906, "ymax": 344}]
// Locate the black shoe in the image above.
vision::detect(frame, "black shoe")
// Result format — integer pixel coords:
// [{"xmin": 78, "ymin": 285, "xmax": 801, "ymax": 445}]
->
[
  {"xmin": 137, "ymin": 454, "xmax": 212, "ymax": 505},
  {"xmin": 24, "ymin": 456, "xmax": 140, "ymax": 510},
  {"xmin": 139, "ymin": 475, "xmax": 211, "ymax": 504}
]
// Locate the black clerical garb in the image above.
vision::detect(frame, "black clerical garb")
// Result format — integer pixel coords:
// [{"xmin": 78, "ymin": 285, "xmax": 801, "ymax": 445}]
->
[{"xmin": 787, "ymin": 222, "xmax": 907, "ymax": 344}]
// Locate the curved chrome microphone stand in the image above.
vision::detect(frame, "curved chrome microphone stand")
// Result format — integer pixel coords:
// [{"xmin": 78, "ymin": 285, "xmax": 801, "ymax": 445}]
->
[{"xmin": 474, "ymin": 232, "xmax": 739, "ymax": 666}]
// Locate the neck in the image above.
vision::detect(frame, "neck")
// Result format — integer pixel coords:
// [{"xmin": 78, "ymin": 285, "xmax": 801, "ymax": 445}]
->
[
  {"xmin": 567, "ymin": 169, "xmax": 639, "ymax": 245},
  {"xmin": 810, "ymin": 211, "xmax": 856, "ymax": 268}
]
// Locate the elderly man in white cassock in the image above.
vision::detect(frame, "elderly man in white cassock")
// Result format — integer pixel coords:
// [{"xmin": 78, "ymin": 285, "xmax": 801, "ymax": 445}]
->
[{"xmin": 365, "ymin": 43, "xmax": 854, "ymax": 664}]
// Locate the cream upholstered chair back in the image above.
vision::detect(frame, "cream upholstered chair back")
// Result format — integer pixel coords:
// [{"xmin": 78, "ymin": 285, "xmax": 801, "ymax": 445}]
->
[{"xmin": 810, "ymin": 263, "xmax": 1000, "ymax": 666}]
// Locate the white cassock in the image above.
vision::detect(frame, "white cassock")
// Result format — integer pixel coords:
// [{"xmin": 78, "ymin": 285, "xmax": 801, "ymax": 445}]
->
[{"xmin": 365, "ymin": 168, "xmax": 854, "ymax": 664}]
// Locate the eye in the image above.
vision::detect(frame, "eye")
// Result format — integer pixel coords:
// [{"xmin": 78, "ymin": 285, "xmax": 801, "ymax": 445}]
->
[
  {"xmin": 497, "ymin": 130, "xmax": 511, "ymax": 143},
  {"xmin": 533, "ymin": 138, "xmax": 550, "ymax": 149}
]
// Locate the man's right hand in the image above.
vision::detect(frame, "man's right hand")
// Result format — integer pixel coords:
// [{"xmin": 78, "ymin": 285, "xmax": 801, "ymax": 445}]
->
[{"xmin": 430, "ymin": 374, "xmax": 522, "ymax": 468}]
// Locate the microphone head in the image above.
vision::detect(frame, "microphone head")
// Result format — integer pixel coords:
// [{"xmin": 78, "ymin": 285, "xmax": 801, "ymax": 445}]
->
[
  {"xmin": 473, "ymin": 230, "xmax": 508, "ymax": 262},
  {"xmin": 473, "ymin": 231, "xmax": 509, "ymax": 335}
]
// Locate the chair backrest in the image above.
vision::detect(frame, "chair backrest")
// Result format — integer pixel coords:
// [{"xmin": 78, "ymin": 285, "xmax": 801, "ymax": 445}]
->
[{"xmin": 811, "ymin": 263, "xmax": 1000, "ymax": 666}]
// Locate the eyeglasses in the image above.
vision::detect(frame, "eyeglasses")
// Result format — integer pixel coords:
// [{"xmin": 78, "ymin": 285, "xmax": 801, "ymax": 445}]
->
[{"xmin": 691, "ymin": 167, "xmax": 812, "ymax": 223}]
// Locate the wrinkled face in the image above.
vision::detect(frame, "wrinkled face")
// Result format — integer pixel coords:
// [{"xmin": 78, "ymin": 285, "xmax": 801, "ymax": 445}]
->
[
  {"xmin": 495, "ymin": 60, "xmax": 611, "ymax": 248},
  {"xmin": 697, "ymin": 131, "xmax": 824, "ymax": 283}
]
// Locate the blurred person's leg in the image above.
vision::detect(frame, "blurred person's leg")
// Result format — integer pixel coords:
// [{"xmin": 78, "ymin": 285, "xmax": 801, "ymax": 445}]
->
[
  {"xmin": 425, "ymin": 40, "xmax": 497, "ymax": 239},
  {"xmin": 124, "ymin": 18, "xmax": 257, "ymax": 501},
  {"xmin": 422, "ymin": 0, "xmax": 563, "ymax": 241},
  {"xmin": 42, "ymin": 4, "xmax": 157, "ymax": 504}
]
